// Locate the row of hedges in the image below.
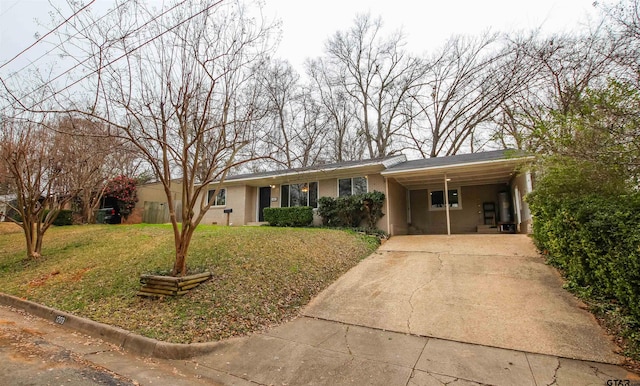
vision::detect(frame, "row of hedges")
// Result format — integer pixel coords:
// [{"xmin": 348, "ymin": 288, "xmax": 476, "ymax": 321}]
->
[
  {"xmin": 263, "ymin": 191, "xmax": 386, "ymax": 231},
  {"xmin": 7, "ymin": 209, "xmax": 74, "ymax": 226},
  {"xmin": 528, "ymin": 192, "xmax": 640, "ymax": 320},
  {"xmin": 263, "ymin": 206, "xmax": 313, "ymax": 227}
]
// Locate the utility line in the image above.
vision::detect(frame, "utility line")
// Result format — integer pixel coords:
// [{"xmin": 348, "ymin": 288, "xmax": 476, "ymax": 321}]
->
[
  {"xmin": 0, "ymin": 0, "xmax": 20, "ymax": 18},
  {"xmin": 3, "ymin": 0, "xmax": 208, "ymax": 116},
  {"xmin": 0, "ymin": 0, "xmax": 96, "ymax": 71},
  {"xmin": 1, "ymin": 0, "xmax": 131, "ymax": 82}
]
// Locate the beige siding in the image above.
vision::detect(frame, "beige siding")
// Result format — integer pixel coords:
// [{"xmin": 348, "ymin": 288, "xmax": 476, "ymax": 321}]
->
[
  {"xmin": 366, "ymin": 174, "xmax": 385, "ymax": 194},
  {"xmin": 244, "ymin": 186, "xmax": 257, "ymax": 223},
  {"xmin": 200, "ymin": 185, "xmax": 247, "ymax": 226},
  {"xmin": 410, "ymin": 184, "xmax": 506, "ymax": 234},
  {"xmin": 409, "ymin": 189, "xmax": 429, "ymax": 234},
  {"xmin": 318, "ymin": 178, "xmax": 337, "ymax": 198},
  {"xmin": 136, "ymin": 181, "xmax": 182, "ymax": 209},
  {"xmin": 135, "ymin": 181, "xmax": 183, "ymax": 224},
  {"xmin": 385, "ymin": 178, "xmax": 408, "ymax": 235}
]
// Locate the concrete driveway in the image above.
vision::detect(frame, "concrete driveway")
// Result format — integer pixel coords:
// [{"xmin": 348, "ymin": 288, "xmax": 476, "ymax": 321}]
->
[{"xmin": 303, "ymin": 235, "xmax": 621, "ymax": 364}]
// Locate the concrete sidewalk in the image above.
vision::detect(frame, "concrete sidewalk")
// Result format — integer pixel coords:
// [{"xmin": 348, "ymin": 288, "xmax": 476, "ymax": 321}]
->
[
  {"xmin": 2, "ymin": 303, "xmax": 638, "ymax": 385},
  {"xmin": 180, "ymin": 316, "xmax": 639, "ymax": 385}
]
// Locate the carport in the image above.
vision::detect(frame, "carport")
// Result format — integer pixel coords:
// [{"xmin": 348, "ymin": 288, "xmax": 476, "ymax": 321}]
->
[{"xmin": 382, "ymin": 150, "xmax": 535, "ymax": 235}]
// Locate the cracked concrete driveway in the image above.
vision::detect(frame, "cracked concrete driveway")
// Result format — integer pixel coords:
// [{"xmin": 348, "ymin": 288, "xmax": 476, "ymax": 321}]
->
[{"xmin": 303, "ymin": 235, "xmax": 621, "ymax": 364}]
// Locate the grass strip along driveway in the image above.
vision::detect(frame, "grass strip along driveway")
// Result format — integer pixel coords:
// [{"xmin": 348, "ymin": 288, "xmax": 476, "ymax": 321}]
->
[{"xmin": 0, "ymin": 223, "xmax": 378, "ymax": 343}]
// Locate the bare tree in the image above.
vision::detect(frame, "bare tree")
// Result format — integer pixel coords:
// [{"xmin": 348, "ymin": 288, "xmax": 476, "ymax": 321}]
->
[
  {"xmin": 256, "ymin": 59, "xmax": 333, "ymax": 168},
  {"xmin": 295, "ymin": 85, "xmax": 332, "ymax": 165},
  {"xmin": 322, "ymin": 14, "xmax": 427, "ymax": 158},
  {"xmin": 402, "ymin": 33, "xmax": 531, "ymax": 157},
  {"xmin": 0, "ymin": 116, "xmax": 78, "ymax": 258},
  {"xmin": 55, "ymin": 117, "xmax": 143, "ymax": 223},
  {"xmin": 491, "ymin": 26, "xmax": 622, "ymax": 152},
  {"xmin": 599, "ymin": 0, "xmax": 640, "ymax": 85},
  {"xmin": 306, "ymin": 57, "xmax": 365, "ymax": 162},
  {"xmin": 60, "ymin": 0, "xmax": 277, "ymax": 275}
]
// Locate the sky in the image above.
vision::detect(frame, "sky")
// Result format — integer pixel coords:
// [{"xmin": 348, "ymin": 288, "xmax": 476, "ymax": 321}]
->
[
  {"xmin": 262, "ymin": 0, "xmax": 601, "ymax": 69},
  {"xmin": 0, "ymin": 0, "xmax": 603, "ymax": 78}
]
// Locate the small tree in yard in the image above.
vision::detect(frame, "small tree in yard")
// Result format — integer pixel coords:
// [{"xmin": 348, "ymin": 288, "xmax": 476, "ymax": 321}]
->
[
  {"xmin": 61, "ymin": 0, "xmax": 278, "ymax": 275},
  {"xmin": 55, "ymin": 117, "xmax": 143, "ymax": 224},
  {"xmin": 0, "ymin": 117, "xmax": 77, "ymax": 258}
]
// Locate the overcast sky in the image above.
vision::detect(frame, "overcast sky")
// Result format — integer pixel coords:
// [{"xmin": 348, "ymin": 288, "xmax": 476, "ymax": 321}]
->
[
  {"xmin": 0, "ymin": 0, "xmax": 602, "ymax": 77},
  {"xmin": 262, "ymin": 0, "xmax": 601, "ymax": 69}
]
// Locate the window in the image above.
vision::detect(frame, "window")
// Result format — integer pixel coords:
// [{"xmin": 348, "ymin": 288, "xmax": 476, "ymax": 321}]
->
[
  {"xmin": 338, "ymin": 177, "xmax": 367, "ymax": 197},
  {"xmin": 207, "ymin": 188, "xmax": 226, "ymax": 206},
  {"xmin": 429, "ymin": 188, "xmax": 461, "ymax": 210},
  {"xmin": 281, "ymin": 182, "xmax": 318, "ymax": 208}
]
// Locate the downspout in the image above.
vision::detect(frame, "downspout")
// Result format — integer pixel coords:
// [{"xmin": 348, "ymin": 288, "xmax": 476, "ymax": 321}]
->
[{"xmin": 444, "ymin": 174, "xmax": 451, "ymax": 236}]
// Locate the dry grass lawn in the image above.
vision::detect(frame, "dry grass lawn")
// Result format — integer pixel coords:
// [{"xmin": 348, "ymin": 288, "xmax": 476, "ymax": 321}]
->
[{"xmin": 0, "ymin": 223, "xmax": 378, "ymax": 343}]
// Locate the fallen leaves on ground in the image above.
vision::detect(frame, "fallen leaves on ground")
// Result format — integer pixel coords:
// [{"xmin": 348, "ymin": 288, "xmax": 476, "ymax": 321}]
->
[{"xmin": 0, "ymin": 224, "xmax": 378, "ymax": 343}]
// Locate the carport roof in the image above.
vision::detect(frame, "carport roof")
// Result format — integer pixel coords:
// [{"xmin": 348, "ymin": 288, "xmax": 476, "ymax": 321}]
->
[{"xmin": 382, "ymin": 149, "xmax": 534, "ymax": 189}]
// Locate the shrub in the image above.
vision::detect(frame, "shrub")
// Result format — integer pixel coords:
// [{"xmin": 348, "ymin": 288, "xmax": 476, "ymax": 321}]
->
[
  {"xmin": 263, "ymin": 207, "xmax": 313, "ymax": 227},
  {"xmin": 361, "ymin": 191, "xmax": 385, "ymax": 229},
  {"xmin": 529, "ymin": 190, "xmax": 640, "ymax": 321},
  {"xmin": 318, "ymin": 191, "xmax": 385, "ymax": 230},
  {"xmin": 336, "ymin": 194, "xmax": 365, "ymax": 227},
  {"xmin": 42, "ymin": 209, "xmax": 74, "ymax": 226},
  {"xmin": 317, "ymin": 196, "xmax": 338, "ymax": 226},
  {"xmin": 53, "ymin": 210, "xmax": 74, "ymax": 226}
]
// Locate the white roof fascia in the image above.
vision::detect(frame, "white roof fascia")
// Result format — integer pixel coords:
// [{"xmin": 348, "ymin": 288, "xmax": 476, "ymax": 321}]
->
[
  {"xmin": 223, "ymin": 158, "xmax": 403, "ymax": 184},
  {"xmin": 381, "ymin": 156, "xmax": 535, "ymax": 176}
]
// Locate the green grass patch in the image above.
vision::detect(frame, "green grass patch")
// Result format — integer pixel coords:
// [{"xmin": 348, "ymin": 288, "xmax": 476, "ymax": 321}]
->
[{"xmin": 0, "ymin": 224, "xmax": 378, "ymax": 343}]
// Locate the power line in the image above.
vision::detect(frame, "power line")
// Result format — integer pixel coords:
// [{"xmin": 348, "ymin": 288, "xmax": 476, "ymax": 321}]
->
[
  {"xmin": 1, "ymin": 0, "xmax": 131, "ymax": 83},
  {"xmin": 0, "ymin": 0, "xmax": 20, "ymax": 18},
  {"xmin": 2, "ymin": 0, "xmax": 204, "ymax": 116},
  {"xmin": 0, "ymin": 0, "xmax": 96, "ymax": 71}
]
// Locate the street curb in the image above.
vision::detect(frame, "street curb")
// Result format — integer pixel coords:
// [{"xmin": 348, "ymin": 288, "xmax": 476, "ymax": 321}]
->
[{"xmin": 0, "ymin": 293, "xmax": 225, "ymax": 359}]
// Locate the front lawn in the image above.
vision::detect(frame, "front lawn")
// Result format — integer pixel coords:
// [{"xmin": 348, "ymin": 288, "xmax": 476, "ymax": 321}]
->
[{"xmin": 0, "ymin": 223, "xmax": 378, "ymax": 343}]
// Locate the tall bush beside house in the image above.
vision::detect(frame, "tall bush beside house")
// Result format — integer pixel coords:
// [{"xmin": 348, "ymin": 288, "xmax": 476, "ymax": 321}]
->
[
  {"xmin": 526, "ymin": 80, "xmax": 640, "ymax": 357},
  {"xmin": 529, "ymin": 192, "xmax": 640, "ymax": 321},
  {"xmin": 361, "ymin": 191, "xmax": 385, "ymax": 229},
  {"xmin": 317, "ymin": 197, "xmax": 338, "ymax": 226},
  {"xmin": 527, "ymin": 156, "xmax": 640, "ymax": 321},
  {"xmin": 336, "ymin": 195, "xmax": 365, "ymax": 227},
  {"xmin": 318, "ymin": 191, "xmax": 385, "ymax": 230}
]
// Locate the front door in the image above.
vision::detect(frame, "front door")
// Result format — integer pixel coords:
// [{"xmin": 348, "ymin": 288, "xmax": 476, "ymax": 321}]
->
[{"xmin": 258, "ymin": 187, "xmax": 271, "ymax": 222}]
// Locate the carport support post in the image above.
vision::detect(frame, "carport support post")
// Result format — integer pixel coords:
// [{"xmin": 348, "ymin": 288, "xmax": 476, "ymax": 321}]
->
[{"xmin": 444, "ymin": 174, "xmax": 451, "ymax": 236}]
